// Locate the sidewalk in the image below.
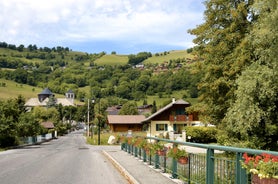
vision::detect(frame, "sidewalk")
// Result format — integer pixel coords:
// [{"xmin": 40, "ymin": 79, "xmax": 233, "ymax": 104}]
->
[{"xmin": 103, "ymin": 148, "xmax": 183, "ymax": 184}]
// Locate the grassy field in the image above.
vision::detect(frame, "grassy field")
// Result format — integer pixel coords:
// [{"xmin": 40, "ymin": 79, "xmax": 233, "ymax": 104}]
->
[
  {"xmin": 94, "ymin": 54, "xmax": 128, "ymax": 65},
  {"xmin": 144, "ymin": 50, "xmax": 195, "ymax": 64},
  {"xmin": 86, "ymin": 131, "xmax": 147, "ymax": 145},
  {"xmin": 0, "ymin": 47, "xmax": 90, "ymax": 65},
  {"xmin": 0, "ymin": 79, "xmax": 64, "ymax": 100},
  {"xmin": 136, "ymin": 90, "xmax": 198, "ymax": 108}
]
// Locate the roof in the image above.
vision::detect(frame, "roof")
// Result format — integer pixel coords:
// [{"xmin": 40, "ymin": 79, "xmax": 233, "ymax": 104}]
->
[
  {"xmin": 142, "ymin": 99, "xmax": 190, "ymax": 122},
  {"xmin": 107, "ymin": 115, "xmax": 145, "ymax": 124},
  {"xmin": 25, "ymin": 97, "xmax": 75, "ymax": 107},
  {"xmin": 39, "ymin": 88, "xmax": 53, "ymax": 95},
  {"xmin": 66, "ymin": 89, "xmax": 74, "ymax": 94},
  {"xmin": 41, "ymin": 121, "xmax": 54, "ymax": 129}
]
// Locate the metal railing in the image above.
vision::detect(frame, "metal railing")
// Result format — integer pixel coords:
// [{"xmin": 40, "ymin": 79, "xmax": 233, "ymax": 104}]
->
[
  {"xmin": 19, "ymin": 133, "xmax": 53, "ymax": 146},
  {"xmin": 121, "ymin": 137, "xmax": 278, "ymax": 184}
]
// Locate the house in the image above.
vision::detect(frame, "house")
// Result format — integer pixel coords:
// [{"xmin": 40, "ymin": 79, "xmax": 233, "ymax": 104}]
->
[
  {"xmin": 107, "ymin": 115, "xmax": 146, "ymax": 132},
  {"xmin": 25, "ymin": 88, "xmax": 75, "ymax": 110},
  {"xmin": 142, "ymin": 98, "xmax": 198, "ymax": 137},
  {"xmin": 41, "ymin": 121, "xmax": 55, "ymax": 129}
]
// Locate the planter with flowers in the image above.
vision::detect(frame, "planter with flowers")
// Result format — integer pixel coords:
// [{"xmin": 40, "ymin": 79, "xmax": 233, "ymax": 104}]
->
[
  {"xmin": 167, "ymin": 146, "xmax": 188, "ymax": 164},
  {"xmin": 152, "ymin": 141, "xmax": 165, "ymax": 156},
  {"xmin": 241, "ymin": 153, "xmax": 278, "ymax": 184}
]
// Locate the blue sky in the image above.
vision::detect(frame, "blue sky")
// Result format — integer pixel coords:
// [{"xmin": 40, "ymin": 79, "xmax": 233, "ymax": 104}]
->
[{"xmin": 0, "ymin": 0, "xmax": 205, "ymax": 54}]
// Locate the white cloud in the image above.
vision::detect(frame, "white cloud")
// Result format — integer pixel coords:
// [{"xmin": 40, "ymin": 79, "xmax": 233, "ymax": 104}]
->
[{"xmin": 0, "ymin": 0, "xmax": 205, "ymax": 53}]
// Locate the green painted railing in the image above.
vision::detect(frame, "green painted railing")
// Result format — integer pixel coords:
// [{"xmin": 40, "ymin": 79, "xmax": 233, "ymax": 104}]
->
[{"xmin": 121, "ymin": 137, "xmax": 278, "ymax": 184}]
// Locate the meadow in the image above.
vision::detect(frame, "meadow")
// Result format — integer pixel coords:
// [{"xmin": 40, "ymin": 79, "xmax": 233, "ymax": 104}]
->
[{"xmin": 0, "ymin": 79, "xmax": 64, "ymax": 100}]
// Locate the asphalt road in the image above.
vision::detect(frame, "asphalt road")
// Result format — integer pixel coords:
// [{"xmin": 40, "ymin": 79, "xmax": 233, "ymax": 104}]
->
[{"xmin": 0, "ymin": 131, "xmax": 128, "ymax": 184}]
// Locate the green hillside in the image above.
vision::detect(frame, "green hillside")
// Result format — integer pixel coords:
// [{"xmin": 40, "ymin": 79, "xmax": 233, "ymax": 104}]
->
[
  {"xmin": 0, "ymin": 43, "xmax": 199, "ymax": 105},
  {"xmin": 0, "ymin": 79, "xmax": 64, "ymax": 100},
  {"xmin": 144, "ymin": 50, "xmax": 195, "ymax": 64},
  {"xmin": 94, "ymin": 54, "xmax": 128, "ymax": 65}
]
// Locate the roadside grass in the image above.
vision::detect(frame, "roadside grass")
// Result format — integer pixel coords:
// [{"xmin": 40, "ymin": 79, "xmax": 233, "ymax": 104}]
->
[
  {"xmin": 94, "ymin": 54, "xmax": 128, "ymax": 65},
  {"xmin": 86, "ymin": 131, "xmax": 147, "ymax": 145},
  {"xmin": 0, "ymin": 148, "xmax": 6, "ymax": 152}
]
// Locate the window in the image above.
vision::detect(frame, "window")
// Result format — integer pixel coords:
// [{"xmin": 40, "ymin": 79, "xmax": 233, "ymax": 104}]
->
[
  {"xmin": 156, "ymin": 124, "xmax": 168, "ymax": 131},
  {"xmin": 173, "ymin": 124, "xmax": 187, "ymax": 133}
]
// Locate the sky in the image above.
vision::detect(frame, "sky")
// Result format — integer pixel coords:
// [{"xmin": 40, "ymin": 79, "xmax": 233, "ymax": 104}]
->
[{"xmin": 0, "ymin": 0, "xmax": 205, "ymax": 55}]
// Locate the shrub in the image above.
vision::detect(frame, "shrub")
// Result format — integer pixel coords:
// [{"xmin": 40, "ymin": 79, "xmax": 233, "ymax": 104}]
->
[{"xmin": 185, "ymin": 126, "xmax": 217, "ymax": 143}]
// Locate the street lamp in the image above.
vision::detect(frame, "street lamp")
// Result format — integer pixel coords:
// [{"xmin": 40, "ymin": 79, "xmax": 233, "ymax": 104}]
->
[{"xmin": 87, "ymin": 99, "xmax": 95, "ymax": 137}]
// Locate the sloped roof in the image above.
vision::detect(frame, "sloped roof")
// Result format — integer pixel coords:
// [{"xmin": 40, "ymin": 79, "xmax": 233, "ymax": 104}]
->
[
  {"xmin": 41, "ymin": 121, "xmax": 54, "ymax": 129},
  {"xmin": 25, "ymin": 98, "xmax": 75, "ymax": 107},
  {"xmin": 142, "ymin": 99, "xmax": 190, "ymax": 122},
  {"xmin": 39, "ymin": 88, "xmax": 53, "ymax": 95},
  {"xmin": 25, "ymin": 98, "xmax": 48, "ymax": 106},
  {"xmin": 56, "ymin": 98, "xmax": 75, "ymax": 106},
  {"xmin": 107, "ymin": 115, "xmax": 145, "ymax": 124},
  {"xmin": 66, "ymin": 89, "xmax": 74, "ymax": 94}
]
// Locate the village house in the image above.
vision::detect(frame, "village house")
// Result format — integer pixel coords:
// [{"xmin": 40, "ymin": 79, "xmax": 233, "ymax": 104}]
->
[
  {"xmin": 107, "ymin": 115, "xmax": 145, "ymax": 132},
  {"xmin": 142, "ymin": 98, "xmax": 198, "ymax": 137}
]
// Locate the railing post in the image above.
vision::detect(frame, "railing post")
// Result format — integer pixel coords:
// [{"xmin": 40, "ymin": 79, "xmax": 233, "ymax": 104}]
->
[
  {"xmin": 171, "ymin": 144, "xmax": 178, "ymax": 179},
  {"xmin": 135, "ymin": 147, "xmax": 138, "ymax": 157},
  {"xmin": 236, "ymin": 152, "xmax": 247, "ymax": 184},
  {"xmin": 172, "ymin": 158, "xmax": 178, "ymax": 178},
  {"xmin": 206, "ymin": 148, "xmax": 214, "ymax": 184},
  {"xmin": 139, "ymin": 148, "xmax": 141, "ymax": 158},
  {"xmin": 143, "ymin": 149, "xmax": 147, "ymax": 162},
  {"xmin": 155, "ymin": 153, "xmax": 159, "ymax": 169},
  {"xmin": 128, "ymin": 144, "xmax": 131, "ymax": 154}
]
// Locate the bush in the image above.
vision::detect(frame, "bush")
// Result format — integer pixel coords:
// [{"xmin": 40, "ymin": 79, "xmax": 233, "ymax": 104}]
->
[
  {"xmin": 0, "ymin": 135, "xmax": 19, "ymax": 148},
  {"xmin": 185, "ymin": 126, "xmax": 218, "ymax": 143}
]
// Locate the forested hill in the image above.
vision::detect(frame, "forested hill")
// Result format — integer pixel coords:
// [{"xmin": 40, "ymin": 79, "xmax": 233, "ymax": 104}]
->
[{"xmin": 0, "ymin": 41, "xmax": 200, "ymax": 104}]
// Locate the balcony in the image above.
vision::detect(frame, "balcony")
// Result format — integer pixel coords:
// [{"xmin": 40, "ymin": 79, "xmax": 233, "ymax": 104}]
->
[{"xmin": 169, "ymin": 115, "xmax": 193, "ymax": 122}]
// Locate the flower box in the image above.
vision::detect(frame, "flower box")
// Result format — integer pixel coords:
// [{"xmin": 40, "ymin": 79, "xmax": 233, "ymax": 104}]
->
[
  {"xmin": 178, "ymin": 156, "xmax": 189, "ymax": 165},
  {"xmin": 252, "ymin": 174, "xmax": 278, "ymax": 184}
]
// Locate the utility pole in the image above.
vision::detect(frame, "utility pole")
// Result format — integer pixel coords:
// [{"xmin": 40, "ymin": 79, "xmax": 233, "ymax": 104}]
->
[
  {"xmin": 98, "ymin": 99, "xmax": 101, "ymax": 145},
  {"xmin": 87, "ymin": 99, "xmax": 90, "ymax": 137}
]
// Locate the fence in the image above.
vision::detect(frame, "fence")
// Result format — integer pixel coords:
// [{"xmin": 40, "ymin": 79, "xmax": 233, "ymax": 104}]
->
[
  {"xmin": 121, "ymin": 136, "xmax": 278, "ymax": 184},
  {"xmin": 19, "ymin": 133, "xmax": 54, "ymax": 146}
]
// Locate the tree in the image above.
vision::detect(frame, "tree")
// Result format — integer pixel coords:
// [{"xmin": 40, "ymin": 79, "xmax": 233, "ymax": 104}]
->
[
  {"xmin": 17, "ymin": 44, "xmax": 24, "ymax": 52},
  {"xmin": 17, "ymin": 113, "xmax": 43, "ymax": 137},
  {"xmin": 188, "ymin": 0, "xmax": 255, "ymax": 124},
  {"xmin": 0, "ymin": 99, "xmax": 21, "ymax": 147},
  {"xmin": 223, "ymin": 0, "xmax": 278, "ymax": 150},
  {"xmin": 118, "ymin": 101, "xmax": 139, "ymax": 115},
  {"xmin": 151, "ymin": 100, "xmax": 157, "ymax": 113}
]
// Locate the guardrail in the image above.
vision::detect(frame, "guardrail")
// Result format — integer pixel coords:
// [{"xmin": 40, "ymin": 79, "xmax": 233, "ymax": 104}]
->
[
  {"xmin": 19, "ymin": 133, "xmax": 54, "ymax": 146},
  {"xmin": 121, "ymin": 137, "xmax": 278, "ymax": 184}
]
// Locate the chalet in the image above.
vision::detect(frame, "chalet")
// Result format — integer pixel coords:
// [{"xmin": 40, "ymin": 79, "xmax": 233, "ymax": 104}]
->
[
  {"xmin": 107, "ymin": 115, "xmax": 145, "ymax": 132},
  {"xmin": 142, "ymin": 98, "xmax": 198, "ymax": 137}
]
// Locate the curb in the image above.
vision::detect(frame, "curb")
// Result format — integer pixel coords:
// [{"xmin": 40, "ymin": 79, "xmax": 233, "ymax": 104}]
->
[{"xmin": 102, "ymin": 151, "xmax": 140, "ymax": 184}]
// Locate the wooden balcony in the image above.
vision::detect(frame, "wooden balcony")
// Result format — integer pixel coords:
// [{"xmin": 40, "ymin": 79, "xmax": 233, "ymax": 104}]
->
[{"xmin": 169, "ymin": 115, "xmax": 193, "ymax": 122}]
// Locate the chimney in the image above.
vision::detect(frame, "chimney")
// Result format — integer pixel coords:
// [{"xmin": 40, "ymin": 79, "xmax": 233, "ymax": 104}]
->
[{"xmin": 172, "ymin": 97, "xmax": 176, "ymax": 103}]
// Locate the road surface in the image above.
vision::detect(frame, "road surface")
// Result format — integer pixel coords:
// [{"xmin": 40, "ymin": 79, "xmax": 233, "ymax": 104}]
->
[{"xmin": 0, "ymin": 131, "xmax": 128, "ymax": 184}]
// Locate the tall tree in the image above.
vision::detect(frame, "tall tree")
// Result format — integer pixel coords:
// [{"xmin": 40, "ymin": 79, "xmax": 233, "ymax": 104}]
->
[
  {"xmin": 223, "ymin": 0, "xmax": 278, "ymax": 150},
  {"xmin": 118, "ymin": 101, "xmax": 139, "ymax": 115},
  {"xmin": 188, "ymin": 0, "xmax": 255, "ymax": 124}
]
